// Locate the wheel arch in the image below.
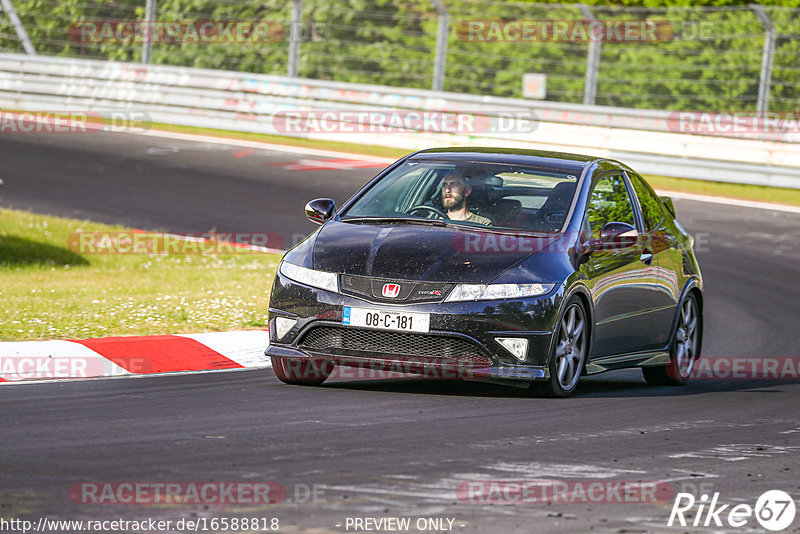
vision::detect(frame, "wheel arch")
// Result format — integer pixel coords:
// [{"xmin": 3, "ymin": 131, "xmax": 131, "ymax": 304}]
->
[
  {"xmin": 688, "ymin": 285, "xmax": 703, "ymax": 315},
  {"xmin": 676, "ymin": 278, "xmax": 703, "ymax": 319}
]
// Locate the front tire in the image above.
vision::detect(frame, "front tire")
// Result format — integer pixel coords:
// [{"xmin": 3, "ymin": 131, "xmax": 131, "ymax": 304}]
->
[
  {"xmin": 533, "ymin": 297, "xmax": 588, "ymax": 397},
  {"xmin": 271, "ymin": 356, "xmax": 334, "ymax": 386},
  {"xmin": 642, "ymin": 293, "xmax": 701, "ymax": 386}
]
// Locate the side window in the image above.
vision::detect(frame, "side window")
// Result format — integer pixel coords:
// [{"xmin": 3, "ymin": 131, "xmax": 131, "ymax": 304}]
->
[
  {"xmin": 348, "ymin": 167, "xmax": 431, "ymax": 216},
  {"xmin": 628, "ymin": 173, "xmax": 664, "ymax": 231},
  {"xmin": 586, "ymin": 174, "xmax": 636, "ymax": 238}
]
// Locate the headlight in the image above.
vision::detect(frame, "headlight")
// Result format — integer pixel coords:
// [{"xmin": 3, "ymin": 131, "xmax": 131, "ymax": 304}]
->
[
  {"xmin": 279, "ymin": 261, "xmax": 338, "ymax": 293},
  {"xmin": 444, "ymin": 283, "xmax": 554, "ymax": 302}
]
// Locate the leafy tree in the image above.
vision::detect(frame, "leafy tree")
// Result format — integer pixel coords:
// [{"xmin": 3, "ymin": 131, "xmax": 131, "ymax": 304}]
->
[{"xmin": 1, "ymin": 0, "xmax": 796, "ymax": 112}]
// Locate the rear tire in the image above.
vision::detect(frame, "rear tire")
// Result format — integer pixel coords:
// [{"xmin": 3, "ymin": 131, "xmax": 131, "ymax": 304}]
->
[
  {"xmin": 533, "ymin": 296, "xmax": 588, "ymax": 398},
  {"xmin": 642, "ymin": 293, "xmax": 701, "ymax": 386},
  {"xmin": 271, "ymin": 356, "xmax": 334, "ymax": 386}
]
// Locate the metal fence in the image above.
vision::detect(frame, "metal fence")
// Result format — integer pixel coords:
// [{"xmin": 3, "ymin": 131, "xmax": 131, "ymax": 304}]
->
[{"xmin": 1, "ymin": 0, "xmax": 798, "ymax": 114}]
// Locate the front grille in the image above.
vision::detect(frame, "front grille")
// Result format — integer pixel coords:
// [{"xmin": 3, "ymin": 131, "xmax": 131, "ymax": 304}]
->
[
  {"xmin": 298, "ymin": 326, "xmax": 491, "ymax": 366},
  {"xmin": 340, "ymin": 274, "xmax": 453, "ymax": 304}
]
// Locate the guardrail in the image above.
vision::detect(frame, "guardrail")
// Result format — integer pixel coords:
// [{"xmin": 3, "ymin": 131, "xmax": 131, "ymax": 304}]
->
[{"xmin": 0, "ymin": 53, "xmax": 798, "ymax": 188}]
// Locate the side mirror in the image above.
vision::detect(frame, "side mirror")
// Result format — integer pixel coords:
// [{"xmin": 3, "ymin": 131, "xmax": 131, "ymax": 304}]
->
[
  {"xmin": 600, "ymin": 222, "xmax": 638, "ymax": 248},
  {"xmin": 577, "ymin": 222, "xmax": 638, "ymax": 256},
  {"xmin": 305, "ymin": 198, "xmax": 335, "ymax": 225}
]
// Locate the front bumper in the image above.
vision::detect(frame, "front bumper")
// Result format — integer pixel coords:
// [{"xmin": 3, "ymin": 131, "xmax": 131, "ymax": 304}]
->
[
  {"xmin": 267, "ymin": 271, "xmax": 563, "ymax": 383},
  {"xmin": 266, "ymin": 343, "xmax": 548, "ymax": 385}
]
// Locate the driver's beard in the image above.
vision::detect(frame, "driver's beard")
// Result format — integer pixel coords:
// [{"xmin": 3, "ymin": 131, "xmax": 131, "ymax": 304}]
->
[{"xmin": 443, "ymin": 195, "xmax": 465, "ymax": 211}]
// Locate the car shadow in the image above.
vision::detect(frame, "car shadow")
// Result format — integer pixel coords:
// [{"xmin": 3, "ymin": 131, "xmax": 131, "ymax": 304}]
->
[
  {"xmin": 576, "ymin": 370, "xmax": 798, "ymax": 398},
  {"xmin": 0, "ymin": 235, "xmax": 88, "ymax": 266},
  {"xmin": 321, "ymin": 368, "xmax": 797, "ymax": 399},
  {"xmin": 323, "ymin": 375, "xmax": 534, "ymax": 398}
]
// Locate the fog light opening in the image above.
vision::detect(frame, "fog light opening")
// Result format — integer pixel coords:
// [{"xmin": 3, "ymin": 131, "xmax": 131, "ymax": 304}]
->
[
  {"xmin": 275, "ymin": 317, "xmax": 297, "ymax": 340},
  {"xmin": 496, "ymin": 338, "xmax": 529, "ymax": 362}
]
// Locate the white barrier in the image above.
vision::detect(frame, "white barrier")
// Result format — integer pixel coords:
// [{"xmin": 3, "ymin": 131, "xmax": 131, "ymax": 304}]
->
[{"xmin": 1, "ymin": 53, "xmax": 798, "ymax": 188}]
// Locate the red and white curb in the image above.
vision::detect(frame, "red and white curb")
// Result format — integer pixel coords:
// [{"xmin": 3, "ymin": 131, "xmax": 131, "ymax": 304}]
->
[{"xmin": 0, "ymin": 330, "xmax": 271, "ymax": 384}]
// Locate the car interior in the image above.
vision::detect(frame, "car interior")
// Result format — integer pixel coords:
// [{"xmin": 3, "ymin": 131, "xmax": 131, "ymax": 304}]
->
[{"xmin": 420, "ymin": 165, "xmax": 578, "ymax": 232}]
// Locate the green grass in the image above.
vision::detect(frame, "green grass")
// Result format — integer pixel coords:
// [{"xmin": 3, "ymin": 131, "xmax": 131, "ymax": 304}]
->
[{"xmin": 0, "ymin": 209, "xmax": 281, "ymax": 341}]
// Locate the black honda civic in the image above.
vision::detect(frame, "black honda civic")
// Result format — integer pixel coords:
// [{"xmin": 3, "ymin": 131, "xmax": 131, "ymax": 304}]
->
[{"xmin": 266, "ymin": 147, "xmax": 703, "ymax": 396}]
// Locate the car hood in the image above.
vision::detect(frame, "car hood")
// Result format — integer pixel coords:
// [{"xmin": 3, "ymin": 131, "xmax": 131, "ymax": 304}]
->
[{"xmin": 310, "ymin": 220, "xmax": 558, "ymax": 283}]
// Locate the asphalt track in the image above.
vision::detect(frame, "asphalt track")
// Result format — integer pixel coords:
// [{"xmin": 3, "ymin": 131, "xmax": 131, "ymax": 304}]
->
[{"xmin": 1, "ymin": 131, "xmax": 799, "ymax": 533}]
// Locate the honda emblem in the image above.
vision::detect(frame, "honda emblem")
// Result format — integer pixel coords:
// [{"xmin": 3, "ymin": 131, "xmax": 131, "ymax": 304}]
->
[{"xmin": 382, "ymin": 283, "xmax": 400, "ymax": 298}]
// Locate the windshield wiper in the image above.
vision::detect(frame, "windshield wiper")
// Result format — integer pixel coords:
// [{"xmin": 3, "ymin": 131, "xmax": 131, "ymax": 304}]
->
[{"xmin": 340, "ymin": 216, "xmax": 448, "ymax": 227}]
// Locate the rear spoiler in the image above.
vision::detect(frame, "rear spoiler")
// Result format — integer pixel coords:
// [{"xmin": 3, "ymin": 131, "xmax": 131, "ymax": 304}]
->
[{"xmin": 660, "ymin": 196, "xmax": 676, "ymax": 218}]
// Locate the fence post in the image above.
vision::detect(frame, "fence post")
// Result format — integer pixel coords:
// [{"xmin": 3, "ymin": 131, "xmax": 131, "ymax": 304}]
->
[
  {"xmin": 429, "ymin": 0, "xmax": 449, "ymax": 92},
  {"xmin": 0, "ymin": 0, "xmax": 36, "ymax": 55},
  {"xmin": 288, "ymin": 0, "xmax": 302, "ymax": 77},
  {"xmin": 577, "ymin": 4, "xmax": 599, "ymax": 106},
  {"xmin": 142, "ymin": 0, "xmax": 156, "ymax": 64},
  {"xmin": 750, "ymin": 4, "xmax": 775, "ymax": 116}
]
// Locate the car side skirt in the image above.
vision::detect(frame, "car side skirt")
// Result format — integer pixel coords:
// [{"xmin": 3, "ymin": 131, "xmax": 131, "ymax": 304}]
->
[{"xmin": 585, "ymin": 350, "xmax": 671, "ymax": 374}]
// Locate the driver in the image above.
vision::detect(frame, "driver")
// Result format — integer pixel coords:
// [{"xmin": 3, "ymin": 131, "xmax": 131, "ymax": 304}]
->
[{"xmin": 440, "ymin": 172, "xmax": 491, "ymax": 225}]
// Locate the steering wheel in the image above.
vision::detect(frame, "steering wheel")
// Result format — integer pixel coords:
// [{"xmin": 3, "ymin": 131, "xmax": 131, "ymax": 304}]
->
[{"xmin": 407, "ymin": 205, "xmax": 448, "ymax": 220}]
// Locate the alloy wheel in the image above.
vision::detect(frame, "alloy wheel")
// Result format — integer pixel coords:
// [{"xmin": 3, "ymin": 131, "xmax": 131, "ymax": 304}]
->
[
  {"xmin": 555, "ymin": 303, "xmax": 587, "ymax": 391},
  {"xmin": 674, "ymin": 298, "xmax": 698, "ymax": 379}
]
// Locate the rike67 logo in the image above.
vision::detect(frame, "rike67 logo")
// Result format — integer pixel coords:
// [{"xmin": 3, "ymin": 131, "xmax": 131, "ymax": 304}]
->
[{"xmin": 669, "ymin": 490, "xmax": 796, "ymax": 531}]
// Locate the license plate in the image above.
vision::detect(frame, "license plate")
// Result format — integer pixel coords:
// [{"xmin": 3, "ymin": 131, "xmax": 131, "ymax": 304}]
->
[{"xmin": 342, "ymin": 306, "xmax": 430, "ymax": 333}]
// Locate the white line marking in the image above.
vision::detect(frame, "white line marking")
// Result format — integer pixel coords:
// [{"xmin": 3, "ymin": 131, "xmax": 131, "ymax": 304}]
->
[
  {"xmin": 134, "ymin": 128, "xmax": 396, "ymax": 163},
  {"xmin": 125, "ymin": 127, "xmax": 800, "ymax": 214},
  {"xmin": 668, "ymin": 443, "xmax": 800, "ymax": 462},
  {"xmin": 656, "ymin": 189, "xmax": 800, "ymax": 214},
  {"xmin": 485, "ymin": 461, "xmax": 647, "ymax": 479}
]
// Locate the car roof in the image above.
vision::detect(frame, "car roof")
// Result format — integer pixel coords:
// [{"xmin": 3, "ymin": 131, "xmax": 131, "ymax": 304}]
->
[{"xmin": 407, "ymin": 147, "xmax": 601, "ymax": 175}]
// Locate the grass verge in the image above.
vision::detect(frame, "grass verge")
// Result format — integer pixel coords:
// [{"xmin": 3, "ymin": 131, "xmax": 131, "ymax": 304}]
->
[
  {"xmin": 644, "ymin": 174, "xmax": 800, "ymax": 206},
  {"xmin": 0, "ymin": 209, "xmax": 281, "ymax": 341}
]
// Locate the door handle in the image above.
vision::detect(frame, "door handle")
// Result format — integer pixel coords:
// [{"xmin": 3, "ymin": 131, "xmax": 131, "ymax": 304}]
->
[{"xmin": 640, "ymin": 248, "xmax": 653, "ymax": 265}]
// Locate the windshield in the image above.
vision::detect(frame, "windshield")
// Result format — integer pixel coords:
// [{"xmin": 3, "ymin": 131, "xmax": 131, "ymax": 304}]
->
[{"xmin": 342, "ymin": 160, "xmax": 580, "ymax": 232}]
